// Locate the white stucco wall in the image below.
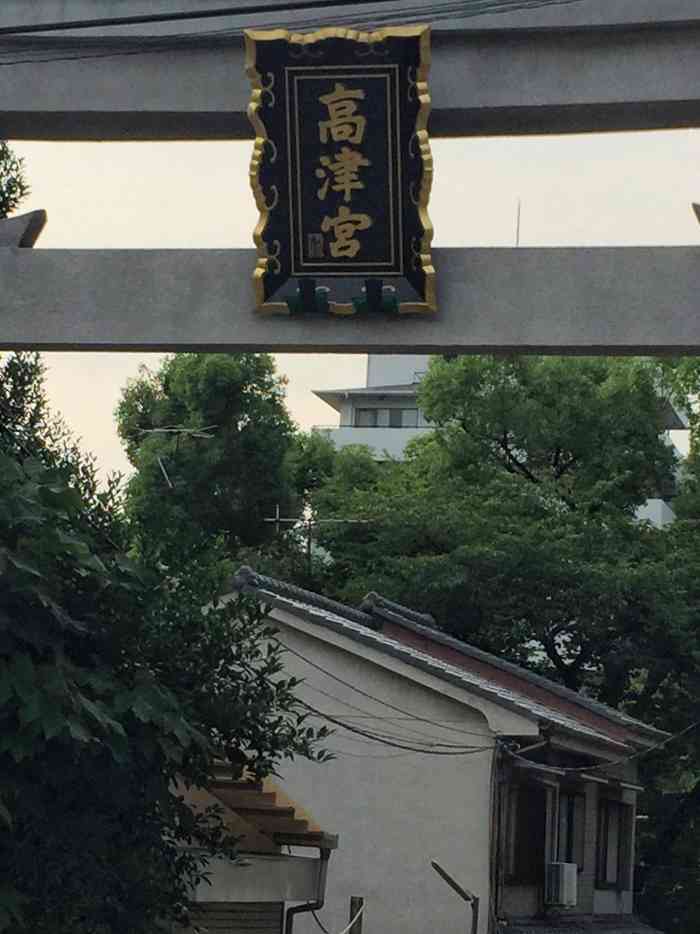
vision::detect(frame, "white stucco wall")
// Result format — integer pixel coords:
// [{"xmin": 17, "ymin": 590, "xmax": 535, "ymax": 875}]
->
[
  {"xmin": 366, "ymin": 354, "xmax": 431, "ymax": 388},
  {"xmin": 316, "ymin": 425, "xmax": 430, "ymax": 459},
  {"xmin": 194, "ymin": 853, "xmax": 323, "ymax": 903},
  {"xmin": 268, "ymin": 615, "xmax": 509, "ymax": 934}
]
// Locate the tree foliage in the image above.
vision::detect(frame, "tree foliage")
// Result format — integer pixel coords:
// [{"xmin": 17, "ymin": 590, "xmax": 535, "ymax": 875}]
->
[
  {"xmin": 419, "ymin": 355, "xmax": 679, "ymax": 513},
  {"xmin": 116, "ymin": 354, "xmax": 298, "ymax": 566},
  {"xmin": 0, "ymin": 354, "xmax": 329, "ymax": 934},
  {"xmin": 0, "ymin": 143, "xmax": 29, "ymax": 220},
  {"xmin": 312, "ymin": 357, "xmax": 685, "ymax": 691}
]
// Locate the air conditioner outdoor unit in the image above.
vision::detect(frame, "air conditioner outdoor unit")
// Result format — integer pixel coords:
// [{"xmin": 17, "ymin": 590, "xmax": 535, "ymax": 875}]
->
[{"xmin": 545, "ymin": 862, "xmax": 577, "ymax": 908}]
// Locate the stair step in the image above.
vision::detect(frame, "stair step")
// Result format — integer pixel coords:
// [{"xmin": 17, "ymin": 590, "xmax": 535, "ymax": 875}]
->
[
  {"xmin": 211, "ymin": 779, "xmax": 264, "ymax": 793},
  {"xmin": 233, "ymin": 805, "xmax": 296, "ymax": 819},
  {"xmin": 211, "ymin": 788, "xmax": 277, "ymax": 809},
  {"xmin": 251, "ymin": 816, "xmax": 310, "ymax": 835}
]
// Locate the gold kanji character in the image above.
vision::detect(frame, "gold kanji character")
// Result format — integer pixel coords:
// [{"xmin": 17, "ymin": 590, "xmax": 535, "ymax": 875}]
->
[
  {"xmin": 318, "ymin": 83, "xmax": 367, "ymax": 144},
  {"xmin": 321, "ymin": 205, "xmax": 373, "ymax": 258},
  {"xmin": 315, "ymin": 147, "xmax": 371, "ymax": 202}
]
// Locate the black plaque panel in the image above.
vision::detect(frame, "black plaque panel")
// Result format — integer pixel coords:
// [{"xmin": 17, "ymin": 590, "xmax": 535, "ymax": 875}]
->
[{"xmin": 246, "ymin": 26, "xmax": 435, "ymax": 315}]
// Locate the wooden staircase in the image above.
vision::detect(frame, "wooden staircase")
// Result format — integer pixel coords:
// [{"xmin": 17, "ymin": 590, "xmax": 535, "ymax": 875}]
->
[{"xmin": 209, "ymin": 775, "xmax": 337, "ymax": 850}]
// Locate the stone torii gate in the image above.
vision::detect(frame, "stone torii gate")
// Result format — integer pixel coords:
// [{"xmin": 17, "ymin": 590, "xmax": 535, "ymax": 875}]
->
[{"xmin": 2, "ymin": 0, "xmax": 700, "ymax": 355}]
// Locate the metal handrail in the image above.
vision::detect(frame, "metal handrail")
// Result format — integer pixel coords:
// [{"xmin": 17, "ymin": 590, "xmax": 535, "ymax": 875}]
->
[{"xmin": 431, "ymin": 860, "xmax": 479, "ymax": 934}]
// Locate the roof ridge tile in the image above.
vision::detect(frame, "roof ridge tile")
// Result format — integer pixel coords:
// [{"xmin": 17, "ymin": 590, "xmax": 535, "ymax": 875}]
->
[
  {"xmin": 231, "ymin": 566, "xmax": 378, "ymax": 630},
  {"xmin": 228, "ymin": 568, "xmax": 665, "ymax": 745}
]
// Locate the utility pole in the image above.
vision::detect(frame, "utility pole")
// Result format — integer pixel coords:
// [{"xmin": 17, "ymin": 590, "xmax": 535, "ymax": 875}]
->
[{"xmin": 264, "ymin": 505, "xmax": 369, "ymax": 580}]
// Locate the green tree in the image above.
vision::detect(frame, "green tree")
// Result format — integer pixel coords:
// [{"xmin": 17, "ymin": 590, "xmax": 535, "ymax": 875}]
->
[
  {"xmin": 313, "ymin": 437, "xmax": 686, "ymax": 697},
  {"xmin": 312, "ymin": 357, "xmax": 683, "ymax": 692},
  {"xmin": 0, "ymin": 354, "xmax": 329, "ymax": 934},
  {"xmin": 235, "ymin": 430, "xmax": 338, "ymax": 584},
  {"xmin": 116, "ymin": 354, "xmax": 298, "ymax": 566},
  {"xmin": 286, "ymin": 430, "xmax": 337, "ymax": 502},
  {"xmin": 0, "ymin": 142, "xmax": 29, "ymax": 220},
  {"xmin": 419, "ymin": 355, "xmax": 678, "ymax": 514}
]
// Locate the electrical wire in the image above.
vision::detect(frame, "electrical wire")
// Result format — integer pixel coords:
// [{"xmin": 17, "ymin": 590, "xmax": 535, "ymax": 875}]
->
[
  {"xmin": 302, "ymin": 700, "xmax": 495, "ymax": 755},
  {"xmin": 305, "ymin": 680, "xmax": 492, "ymax": 746},
  {"xmin": 337, "ymin": 903, "xmax": 365, "ymax": 934},
  {"xmin": 509, "ymin": 719, "xmax": 700, "ymax": 775},
  {"xmin": 307, "ymin": 706, "xmax": 493, "ymax": 750},
  {"xmin": 311, "ymin": 903, "xmax": 365, "ymax": 934},
  {"xmin": 0, "ymin": 0, "xmax": 439, "ymax": 36},
  {"xmin": 324, "ymin": 746, "xmax": 419, "ymax": 759},
  {"xmin": 276, "ymin": 638, "xmax": 497, "ymax": 739},
  {"xmin": 0, "ymin": 0, "xmax": 593, "ymax": 67},
  {"xmin": 0, "ymin": 0, "xmax": 590, "ymax": 38}
]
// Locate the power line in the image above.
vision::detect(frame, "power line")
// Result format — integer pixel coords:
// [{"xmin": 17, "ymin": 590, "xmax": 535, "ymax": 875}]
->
[
  {"xmin": 303, "ymin": 695, "xmax": 493, "ymax": 749},
  {"xmin": 0, "ymin": 0, "xmax": 421, "ymax": 37},
  {"xmin": 277, "ymin": 638, "xmax": 496, "ymax": 739},
  {"xmin": 0, "ymin": 0, "xmax": 588, "ymax": 37},
  {"xmin": 305, "ymin": 680, "xmax": 494, "ymax": 747},
  {"xmin": 324, "ymin": 746, "xmax": 420, "ymax": 759},
  {"xmin": 323, "ymin": 715, "xmax": 489, "ymax": 750},
  {"xmin": 0, "ymin": 0, "xmax": 596, "ymax": 69},
  {"xmin": 302, "ymin": 700, "xmax": 495, "ymax": 754},
  {"xmin": 508, "ymin": 719, "xmax": 700, "ymax": 775}
]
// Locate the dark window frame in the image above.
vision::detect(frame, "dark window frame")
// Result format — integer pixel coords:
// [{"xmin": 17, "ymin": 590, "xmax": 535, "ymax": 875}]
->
[
  {"xmin": 353, "ymin": 407, "xmax": 420, "ymax": 428},
  {"xmin": 355, "ymin": 408, "xmax": 378, "ymax": 427},
  {"xmin": 505, "ymin": 782, "xmax": 547, "ymax": 886},
  {"xmin": 557, "ymin": 790, "xmax": 586, "ymax": 872},
  {"xmin": 596, "ymin": 798, "xmax": 633, "ymax": 891}
]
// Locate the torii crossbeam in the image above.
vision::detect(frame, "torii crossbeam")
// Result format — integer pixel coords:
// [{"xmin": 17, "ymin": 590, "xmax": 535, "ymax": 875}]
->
[{"xmin": 2, "ymin": 0, "xmax": 700, "ymax": 354}]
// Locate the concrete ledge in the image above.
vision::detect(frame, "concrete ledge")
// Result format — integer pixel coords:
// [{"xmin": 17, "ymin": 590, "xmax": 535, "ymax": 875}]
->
[
  {"xmin": 193, "ymin": 853, "xmax": 322, "ymax": 903},
  {"xmin": 2, "ymin": 246, "xmax": 700, "ymax": 354}
]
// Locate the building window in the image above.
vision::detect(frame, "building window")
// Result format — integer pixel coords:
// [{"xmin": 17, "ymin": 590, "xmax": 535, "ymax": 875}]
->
[
  {"xmin": 506, "ymin": 783, "xmax": 547, "ymax": 884},
  {"xmin": 355, "ymin": 408, "xmax": 419, "ymax": 428},
  {"xmin": 355, "ymin": 408, "xmax": 378, "ymax": 427},
  {"xmin": 557, "ymin": 792, "xmax": 585, "ymax": 869},
  {"xmin": 596, "ymin": 799, "xmax": 633, "ymax": 890}
]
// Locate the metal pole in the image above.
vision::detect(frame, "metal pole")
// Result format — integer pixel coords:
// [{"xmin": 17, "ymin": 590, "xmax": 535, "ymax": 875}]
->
[
  {"xmin": 349, "ymin": 897, "xmax": 364, "ymax": 934},
  {"xmin": 306, "ymin": 520, "xmax": 313, "ymax": 580},
  {"xmin": 431, "ymin": 860, "xmax": 479, "ymax": 934}
]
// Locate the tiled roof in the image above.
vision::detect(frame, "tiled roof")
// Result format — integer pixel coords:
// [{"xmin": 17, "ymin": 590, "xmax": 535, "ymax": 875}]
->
[
  {"xmin": 369, "ymin": 609, "xmax": 666, "ymax": 743},
  {"xmin": 231, "ymin": 566, "xmax": 377, "ymax": 629},
  {"xmin": 229, "ymin": 568, "xmax": 660, "ymax": 751},
  {"xmin": 360, "ymin": 591, "xmax": 436, "ymax": 628}
]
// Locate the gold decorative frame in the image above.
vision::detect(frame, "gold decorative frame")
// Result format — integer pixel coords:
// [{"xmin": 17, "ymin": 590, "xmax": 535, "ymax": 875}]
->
[{"xmin": 245, "ymin": 24, "xmax": 435, "ymax": 316}]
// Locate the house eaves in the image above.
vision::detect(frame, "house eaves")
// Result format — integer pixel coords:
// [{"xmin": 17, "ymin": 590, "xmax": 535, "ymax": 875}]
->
[
  {"xmin": 365, "ymin": 608, "xmax": 667, "ymax": 745},
  {"xmin": 313, "ymin": 384, "xmax": 420, "ymax": 410},
  {"xmin": 229, "ymin": 569, "xmax": 633, "ymax": 753}
]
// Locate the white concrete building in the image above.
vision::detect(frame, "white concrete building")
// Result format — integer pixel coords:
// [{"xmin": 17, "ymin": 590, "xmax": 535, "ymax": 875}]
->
[
  {"xmin": 313, "ymin": 355, "xmax": 432, "ymax": 461},
  {"xmin": 224, "ymin": 567, "xmax": 667, "ymax": 934},
  {"xmin": 314, "ymin": 355, "xmax": 689, "ymax": 527}
]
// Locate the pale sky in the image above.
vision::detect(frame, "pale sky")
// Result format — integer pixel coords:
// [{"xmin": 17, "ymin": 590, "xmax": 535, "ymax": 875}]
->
[{"xmin": 9, "ymin": 130, "xmax": 700, "ymax": 477}]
